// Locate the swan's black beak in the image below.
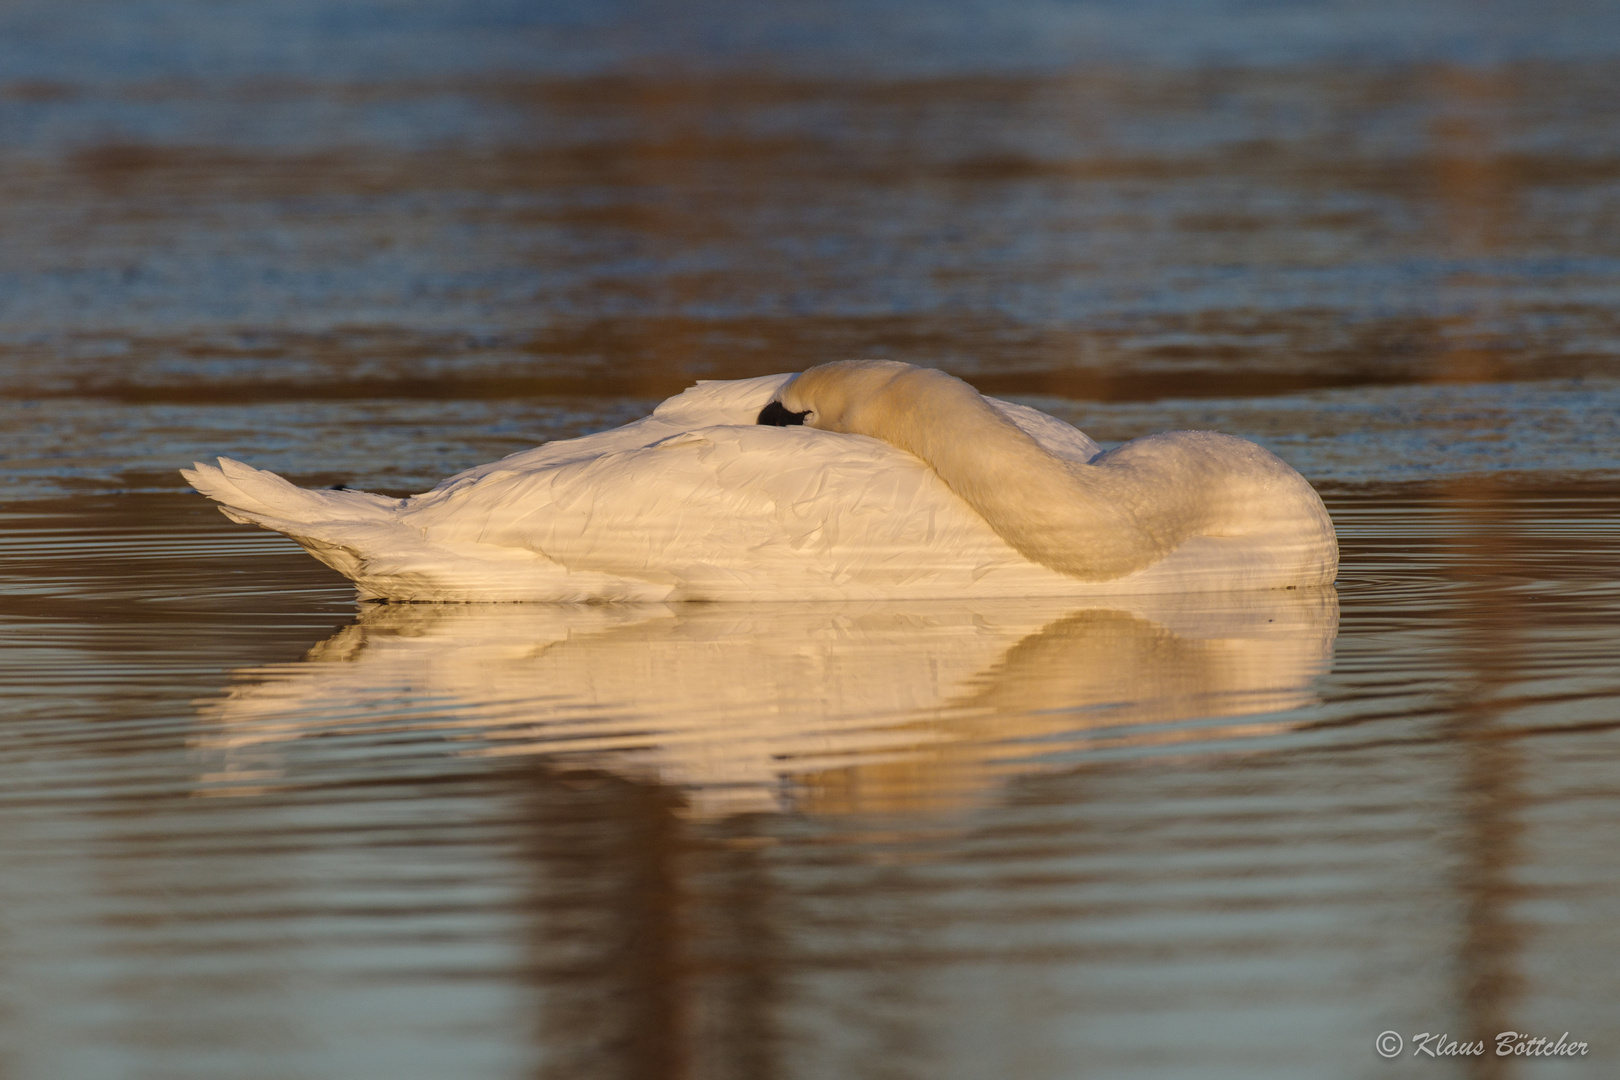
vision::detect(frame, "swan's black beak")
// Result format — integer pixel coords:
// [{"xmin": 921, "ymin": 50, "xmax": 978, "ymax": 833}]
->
[{"xmin": 757, "ymin": 400, "xmax": 809, "ymax": 426}]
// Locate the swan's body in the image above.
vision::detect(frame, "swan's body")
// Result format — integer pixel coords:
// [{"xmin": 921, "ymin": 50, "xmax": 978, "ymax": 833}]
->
[{"xmin": 183, "ymin": 361, "xmax": 1337, "ymax": 601}]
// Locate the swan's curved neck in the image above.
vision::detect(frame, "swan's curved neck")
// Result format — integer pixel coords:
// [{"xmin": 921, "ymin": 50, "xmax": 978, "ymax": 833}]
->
[{"xmin": 796, "ymin": 363, "xmax": 1192, "ymax": 580}]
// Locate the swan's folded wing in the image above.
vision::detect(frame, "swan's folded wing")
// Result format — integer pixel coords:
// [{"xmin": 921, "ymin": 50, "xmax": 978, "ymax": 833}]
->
[{"xmin": 403, "ymin": 425, "xmax": 1060, "ymax": 600}]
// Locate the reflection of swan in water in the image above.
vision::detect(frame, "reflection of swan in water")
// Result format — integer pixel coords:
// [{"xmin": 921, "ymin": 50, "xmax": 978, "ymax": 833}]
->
[
  {"xmin": 195, "ymin": 590, "xmax": 1338, "ymax": 817},
  {"xmin": 183, "ymin": 362, "xmax": 1337, "ymax": 601}
]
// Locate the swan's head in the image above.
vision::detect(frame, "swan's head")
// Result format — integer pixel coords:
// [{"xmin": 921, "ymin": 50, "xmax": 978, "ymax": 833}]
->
[{"xmin": 756, "ymin": 360, "xmax": 920, "ymax": 433}]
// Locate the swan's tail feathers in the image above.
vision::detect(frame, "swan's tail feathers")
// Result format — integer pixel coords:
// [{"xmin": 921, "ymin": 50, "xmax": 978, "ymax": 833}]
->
[
  {"xmin": 181, "ymin": 457, "xmax": 404, "ymax": 581},
  {"xmin": 181, "ymin": 457, "xmax": 660, "ymax": 602},
  {"xmin": 182, "ymin": 457, "xmax": 400, "ymax": 527}
]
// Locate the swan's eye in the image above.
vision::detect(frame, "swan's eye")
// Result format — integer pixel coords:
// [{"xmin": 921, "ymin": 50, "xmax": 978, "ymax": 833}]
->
[{"xmin": 757, "ymin": 401, "xmax": 810, "ymax": 426}]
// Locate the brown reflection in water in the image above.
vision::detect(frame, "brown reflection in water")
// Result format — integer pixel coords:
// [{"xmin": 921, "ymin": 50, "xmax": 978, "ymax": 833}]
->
[
  {"xmin": 1428, "ymin": 65, "xmax": 1515, "ymax": 388},
  {"xmin": 1441, "ymin": 476, "xmax": 1528, "ymax": 1080},
  {"xmin": 1429, "ymin": 67, "xmax": 1515, "ymax": 260},
  {"xmin": 1432, "ymin": 460, "xmax": 1532, "ymax": 1075},
  {"xmin": 1430, "ymin": 66, "xmax": 1527, "ymax": 1074},
  {"xmin": 552, "ymin": 78, "xmax": 736, "ymax": 402},
  {"xmin": 696, "ymin": 818, "xmax": 785, "ymax": 1080},
  {"xmin": 523, "ymin": 769, "xmax": 696, "ymax": 1080},
  {"xmin": 519, "ymin": 769, "xmax": 789, "ymax": 1080}
]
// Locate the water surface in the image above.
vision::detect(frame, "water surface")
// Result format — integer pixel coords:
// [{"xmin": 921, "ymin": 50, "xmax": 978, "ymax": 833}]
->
[{"xmin": 3, "ymin": 1, "xmax": 1620, "ymax": 1077}]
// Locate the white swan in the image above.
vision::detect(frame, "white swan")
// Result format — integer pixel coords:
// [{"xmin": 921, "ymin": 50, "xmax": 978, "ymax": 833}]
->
[{"xmin": 182, "ymin": 360, "xmax": 1337, "ymax": 601}]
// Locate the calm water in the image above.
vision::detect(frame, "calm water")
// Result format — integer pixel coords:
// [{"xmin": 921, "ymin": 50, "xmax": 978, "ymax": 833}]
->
[{"xmin": 3, "ymin": 2, "xmax": 1620, "ymax": 1078}]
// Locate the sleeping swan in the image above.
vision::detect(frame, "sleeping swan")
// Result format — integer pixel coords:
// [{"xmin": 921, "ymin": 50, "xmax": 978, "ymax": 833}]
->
[{"xmin": 182, "ymin": 360, "xmax": 1337, "ymax": 601}]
